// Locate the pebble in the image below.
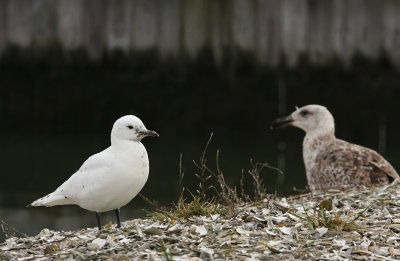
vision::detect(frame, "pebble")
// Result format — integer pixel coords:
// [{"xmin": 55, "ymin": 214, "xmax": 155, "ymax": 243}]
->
[{"xmin": 0, "ymin": 184, "xmax": 399, "ymax": 260}]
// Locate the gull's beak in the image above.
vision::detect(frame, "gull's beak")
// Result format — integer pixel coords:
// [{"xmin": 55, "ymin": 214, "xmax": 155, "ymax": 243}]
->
[
  {"xmin": 140, "ymin": 130, "xmax": 159, "ymax": 137},
  {"xmin": 270, "ymin": 115, "xmax": 294, "ymax": 129}
]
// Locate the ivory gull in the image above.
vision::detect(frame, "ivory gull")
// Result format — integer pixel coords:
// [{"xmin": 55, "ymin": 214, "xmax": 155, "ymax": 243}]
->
[{"xmin": 28, "ymin": 115, "xmax": 159, "ymax": 230}]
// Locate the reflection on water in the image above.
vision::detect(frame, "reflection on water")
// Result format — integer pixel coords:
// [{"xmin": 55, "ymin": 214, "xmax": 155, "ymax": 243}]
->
[{"xmin": 0, "ymin": 204, "xmax": 145, "ymax": 241}]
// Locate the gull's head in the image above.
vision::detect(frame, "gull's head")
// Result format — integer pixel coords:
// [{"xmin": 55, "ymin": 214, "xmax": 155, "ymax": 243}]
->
[
  {"xmin": 271, "ymin": 105, "xmax": 335, "ymax": 136},
  {"xmin": 111, "ymin": 115, "xmax": 159, "ymax": 143}
]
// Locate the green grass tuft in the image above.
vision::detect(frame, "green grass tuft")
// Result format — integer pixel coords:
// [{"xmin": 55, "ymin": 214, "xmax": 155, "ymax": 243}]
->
[{"xmin": 289, "ymin": 200, "xmax": 374, "ymax": 232}]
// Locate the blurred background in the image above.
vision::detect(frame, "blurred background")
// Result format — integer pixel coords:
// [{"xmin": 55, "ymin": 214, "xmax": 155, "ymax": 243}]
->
[{"xmin": 1, "ymin": 0, "xmax": 400, "ymax": 241}]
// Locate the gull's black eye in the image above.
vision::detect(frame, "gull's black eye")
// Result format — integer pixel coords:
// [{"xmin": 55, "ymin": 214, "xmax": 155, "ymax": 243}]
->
[
  {"xmin": 127, "ymin": 125, "xmax": 133, "ymax": 129},
  {"xmin": 300, "ymin": 110, "xmax": 311, "ymax": 116}
]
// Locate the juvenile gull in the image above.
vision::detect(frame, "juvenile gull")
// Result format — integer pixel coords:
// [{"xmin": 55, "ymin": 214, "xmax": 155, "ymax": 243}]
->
[
  {"xmin": 28, "ymin": 115, "xmax": 159, "ymax": 230},
  {"xmin": 271, "ymin": 105, "xmax": 399, "ymax": 192}
]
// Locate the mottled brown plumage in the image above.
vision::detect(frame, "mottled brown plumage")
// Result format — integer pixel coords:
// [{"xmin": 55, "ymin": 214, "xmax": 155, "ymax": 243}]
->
[{"xmin": 271, "ymin": 105, "xmax": 399, "ymax": 192}]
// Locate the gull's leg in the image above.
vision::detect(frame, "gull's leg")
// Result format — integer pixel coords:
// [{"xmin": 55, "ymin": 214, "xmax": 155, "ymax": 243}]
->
[
  {"xmin": 115, "ymin": 209, "xmax": 121, "ymax": 228},
  {"xmin": 96, "ymin": 212, "xmax": 101, "ymax": 231}
]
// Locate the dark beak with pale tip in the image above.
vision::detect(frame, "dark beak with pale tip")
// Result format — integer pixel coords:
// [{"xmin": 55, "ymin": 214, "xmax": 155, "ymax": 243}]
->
[
  {"xmin": 270, "ymin": 116, "xmax": 294, "ymax": 129},
  {"xmin": 139, "ymin": 130, "xmax": 159, "ymax": 137}
]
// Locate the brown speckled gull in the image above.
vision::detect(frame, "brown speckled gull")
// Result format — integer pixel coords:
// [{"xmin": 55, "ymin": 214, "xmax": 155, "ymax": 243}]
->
[{"xmin": 271, "ymin": 104, "xmax": 399, "ymax": 192}]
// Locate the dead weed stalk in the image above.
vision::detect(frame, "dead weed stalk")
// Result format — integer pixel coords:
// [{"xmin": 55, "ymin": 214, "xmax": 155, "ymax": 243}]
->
[{"xmin": 144, "ymin": 133, "xmax": 281, "ymax": 220}]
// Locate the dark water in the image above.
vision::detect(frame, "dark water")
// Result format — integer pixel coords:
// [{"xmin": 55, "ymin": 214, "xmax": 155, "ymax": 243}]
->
[
  {"xmin": 1, "ymin": 47, "xmax": 400, "ymax": 241},
  {"xmin": 0, "ymin": 133, "xmax": 294, "ymax": 241},
  {"xmin": 1, "ymin": 130, "xmax": 399, "ymax": 242}
]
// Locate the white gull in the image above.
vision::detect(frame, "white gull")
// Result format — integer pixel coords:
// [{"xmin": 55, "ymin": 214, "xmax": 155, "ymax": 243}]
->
[{"xmin": 28, "ymin": 115, "xmax": 159, "ymax": 230}]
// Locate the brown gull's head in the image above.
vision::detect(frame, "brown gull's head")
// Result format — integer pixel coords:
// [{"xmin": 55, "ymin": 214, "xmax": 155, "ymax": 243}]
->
[{"xmin": 271, "ymin": 104, "xmax": 335, "ymax": 137}]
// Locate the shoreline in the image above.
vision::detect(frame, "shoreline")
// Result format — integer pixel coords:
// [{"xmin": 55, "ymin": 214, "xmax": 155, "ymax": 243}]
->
[{"xmin": 1, "ymin": 184, "xmax": 400, "ymax": 260}]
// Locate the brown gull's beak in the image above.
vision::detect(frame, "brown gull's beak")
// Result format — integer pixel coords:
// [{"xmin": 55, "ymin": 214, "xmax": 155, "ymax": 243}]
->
[{"xmin": 270, "ymin": 115, "xmax": 294, "ymax": 129}]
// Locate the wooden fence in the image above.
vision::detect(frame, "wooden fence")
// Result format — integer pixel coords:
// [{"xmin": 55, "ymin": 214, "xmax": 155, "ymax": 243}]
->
[{"xmin": 1, "ymin": 0, "xmax": 400, "ymax": 65}]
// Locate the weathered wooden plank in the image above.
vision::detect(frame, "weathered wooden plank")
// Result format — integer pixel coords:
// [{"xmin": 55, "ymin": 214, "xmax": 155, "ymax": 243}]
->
[
  {"xmin": 6, "ymin": 0, "xmax": 33, "ymax": 47},
  {"xmin": 344, "ymin": 0, "xmax": 366, "ymax": 60},
  {"xmin": 383, "ymin": 0, "xmax": 400, "ymax": 64},
  {"xmin": 30, "ymin": 0, "xmax": 57, "ymax": 46},
  {"xmin": 210, "ymin": 0, "xmax": 232, "ymax": 63},
  {"xmin": 158, "ymin": 0, "xmax": 181, "ymax": 56},
  {"xmin": 0, "ymin": 0, "xmax": 7, "ymax": 52},
  {"xmin": 307, "ymin": 0, "xmax": 334, "ymax": 63},
  {"xmin": 130, "ymin": 0, "xmax": 158, "ymax": 50},
  {"xmin": 106, "ymin": 0, "xmax": 132, "ymax": 50},
  {"xmin": 82, "ymin": 0, "xmax": 108, "ymax": 58},
  {"xmin": 280, "ymin": 0, "xmax": 308, "ymax": 66},
  {"xmin": 361, "ymin": 0, "xmax": 383, "ymax": 58},
  {"xmin": 257, "ymin": 0, "xmax": 282, "ymax": 65},
  {"xmin": 331, "ymin": 0, "xmax": 347, "ymax": 61},
  {"xmin": 57, "ymin": 0, "xmax": 84, "ymax": 48},
  {"xmin": 232, "ymin": 0, "xmax": 256, "ymax": 51},
  {"xmin": 182, "ymin": 0, "xmax": 208, "ymax": 58}
]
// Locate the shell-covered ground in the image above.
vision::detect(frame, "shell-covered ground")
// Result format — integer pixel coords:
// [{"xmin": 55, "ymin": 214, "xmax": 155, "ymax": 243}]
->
[{"xmin": 1, "ymin": 183, "xmax": 400, "ymax": 260}]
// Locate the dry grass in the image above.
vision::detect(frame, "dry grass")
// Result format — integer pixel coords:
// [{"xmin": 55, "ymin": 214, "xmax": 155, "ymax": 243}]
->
[
  {"xmin": 142, "ymin": 134, "xmax": 373, "ymax": 235},
  {"xmin": 289, "ymin": 199, "xmax": 374, "ymax": 231},
  {"xmin": 143, "ymin": 133, "xmax": 280, "ymax": 221},
  {"xmin": 1, "ymin": 220, "xmax": 28, "ymax": 239}
]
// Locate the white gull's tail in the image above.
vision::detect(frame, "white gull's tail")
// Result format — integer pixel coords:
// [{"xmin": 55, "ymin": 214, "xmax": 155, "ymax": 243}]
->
[{"xmin": 28, "ymin": 192, "xmax": 73, "ymax": 207}]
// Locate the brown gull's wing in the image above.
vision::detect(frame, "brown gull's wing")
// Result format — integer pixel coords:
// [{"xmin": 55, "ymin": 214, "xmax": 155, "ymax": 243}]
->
[
  {"xmin": 310, "ymin": 139, "xmax": 399, "ymax": 190},
  {"xmin": 367, "ymin": 154, "xmax": 399, "ymax": 184},
  {"xmin": 330, "ymin": 139, "xmax": 398, "ymax": 187}
]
